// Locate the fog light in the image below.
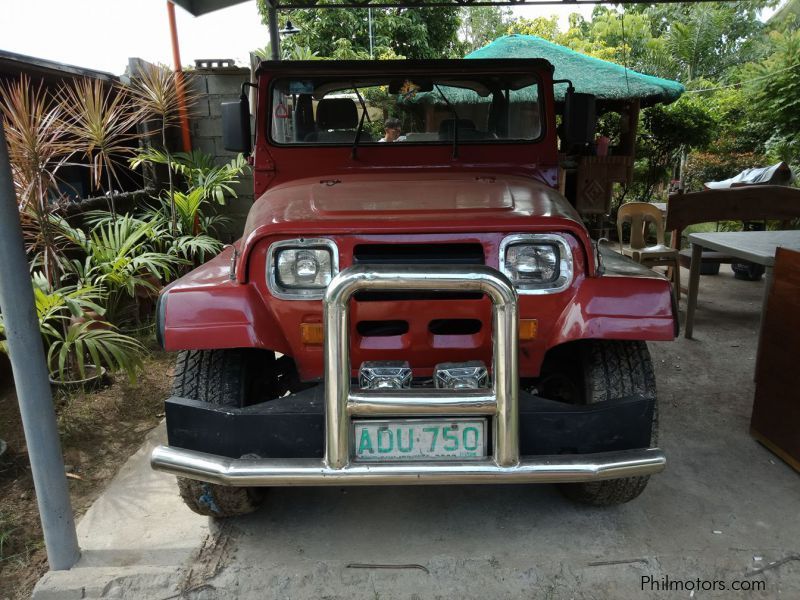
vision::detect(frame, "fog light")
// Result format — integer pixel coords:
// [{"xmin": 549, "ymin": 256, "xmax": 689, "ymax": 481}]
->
[
  {"xmin": 434, "ymin": 361, "xmax": 489, "ymax": 389},
  {"xmin": 359, "ymin": 361, "xmax": 412, "ymax": 390}
]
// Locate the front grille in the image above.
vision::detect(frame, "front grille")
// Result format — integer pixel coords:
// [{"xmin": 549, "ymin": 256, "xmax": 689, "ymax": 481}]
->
[
  {"xmin": 352, "ymin": 243, "xmax": 485, "ymax": 301},
  {"xmin": 354, "ymin": 290, "xmax": 483, "ymax": 302},
  {"xmin": 353, "ymin": 243, "xmax": 485, "ymax": 265}
]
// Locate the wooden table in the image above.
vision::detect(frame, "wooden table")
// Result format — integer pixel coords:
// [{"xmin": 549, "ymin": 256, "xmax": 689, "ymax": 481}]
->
[{"xmin": 685, "ymin": 230, "xmax": 800, "ymax": 338}]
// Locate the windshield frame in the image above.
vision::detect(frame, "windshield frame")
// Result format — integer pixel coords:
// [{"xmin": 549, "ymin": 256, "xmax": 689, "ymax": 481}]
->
[{"xmin": 266, "ymin": 71, "xmax": 547, "ymax": 149}]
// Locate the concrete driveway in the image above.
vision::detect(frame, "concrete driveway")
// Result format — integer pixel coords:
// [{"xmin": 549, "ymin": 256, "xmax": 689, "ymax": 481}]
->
[{"xmin": 34, "ymin": 268, "xmax": 800, "ymax": 599}]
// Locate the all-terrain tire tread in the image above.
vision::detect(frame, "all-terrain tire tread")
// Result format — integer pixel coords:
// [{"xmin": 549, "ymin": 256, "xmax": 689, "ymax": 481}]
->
[
  {"xmin": 172, "ymin": 349, "xmax": 245, "ymax": 408},
  {"xmin": 171, "ymin": 349, "xmax": 265, "ymax": 517},
  {"xmin": 561, "ymin": 340, "xmax": 658, "ymax": 507}
]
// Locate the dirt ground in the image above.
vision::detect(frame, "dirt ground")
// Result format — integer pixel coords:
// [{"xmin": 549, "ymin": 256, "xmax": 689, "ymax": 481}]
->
[
  {"xmin": 28, "ymin": 265, "xmax": 800, "ymax": 600},
  {"xmin": 0, "ymin": 346, "xmax": 173, "ymax": 600}
]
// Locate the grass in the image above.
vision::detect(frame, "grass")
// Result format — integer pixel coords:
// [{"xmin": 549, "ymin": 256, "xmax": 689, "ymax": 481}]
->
[
  {"xmin": 0, "ymin": 510, "xmax": 18, "ymax": 561},
  {"xmin": 0, "ymin": 509, "xmax": 42, "ymax": 570}
]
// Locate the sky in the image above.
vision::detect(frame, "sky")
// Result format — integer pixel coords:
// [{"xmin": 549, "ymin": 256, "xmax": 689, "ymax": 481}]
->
[{"xmin": 0, "ymin": 0, "xmax": 596, "ymax": 75}]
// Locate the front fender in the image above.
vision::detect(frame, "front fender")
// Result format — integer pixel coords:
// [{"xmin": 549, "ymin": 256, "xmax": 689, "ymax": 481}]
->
[
  {"xmin": 546, "ymin": 246, "xmax": 676, "ymax": 348},
  {"xmin": 157, "ymin": 247, "xmax": 290, "ymax": 354}
]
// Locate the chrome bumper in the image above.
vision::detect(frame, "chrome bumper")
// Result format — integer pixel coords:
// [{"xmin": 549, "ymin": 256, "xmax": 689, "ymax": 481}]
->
[
  {"xmin": 150, "ymin": 446, "xmax": 666, "ymax": 486},
  {"xmin": 151, "ymin": 265, "xmax": 665, "ymax": 485}
]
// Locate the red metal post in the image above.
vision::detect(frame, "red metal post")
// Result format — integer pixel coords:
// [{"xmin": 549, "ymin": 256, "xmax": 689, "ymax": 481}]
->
[{"xmin": 167, "ymin": 1, "xmax": 193, "ymax": 153}]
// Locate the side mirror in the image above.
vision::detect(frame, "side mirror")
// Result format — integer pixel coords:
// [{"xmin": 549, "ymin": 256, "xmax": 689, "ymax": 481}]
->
[
  {"xmin": 221, "ymin": 93, "xmax": 252, "ymax": 154},
  {"xmin": 563, "ymin": 89, "xmax": 597, "ymax": 149}
]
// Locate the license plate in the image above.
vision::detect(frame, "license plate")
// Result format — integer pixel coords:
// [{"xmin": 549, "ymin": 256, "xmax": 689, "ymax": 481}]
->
[{"xmin": 353, "ymin": 418, "xmax": 487, "ymax": 462}]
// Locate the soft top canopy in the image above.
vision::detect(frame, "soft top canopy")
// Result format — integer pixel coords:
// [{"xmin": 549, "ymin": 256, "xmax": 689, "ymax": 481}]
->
[{"xmin": 467, "ymin": 35, "xmax": 684, "ymax": 107}]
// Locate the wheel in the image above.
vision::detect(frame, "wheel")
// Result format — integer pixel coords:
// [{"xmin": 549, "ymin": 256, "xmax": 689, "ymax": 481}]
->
[
  {"xmin": 540, "ymin": 340, "xmax": 658, "ymax": 506},
  {"xmin": 731, "ymin": 262, "xmax": 764, "ymax": 281},
  {"xmin": 177, "ymin": 477, "xmax": 264, "ymax": 518},
  {"xmin": 171, "ymin": 348, "xmax": 272, "ymax": 518}
]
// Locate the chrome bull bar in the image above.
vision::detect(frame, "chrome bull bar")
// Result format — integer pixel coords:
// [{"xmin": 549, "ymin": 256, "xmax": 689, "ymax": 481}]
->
[
  {"xmin": 151, "ymin": 265, "xmax": 666, "ymax": 485},
  {"xmin": 325, "ymin": 264, "xmax": 519, "ymax": 469}
]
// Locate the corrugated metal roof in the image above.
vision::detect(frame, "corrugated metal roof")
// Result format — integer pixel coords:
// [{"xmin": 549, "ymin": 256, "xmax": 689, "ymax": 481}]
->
[{"xmin": 0, "ymin": 49, "xmax": 117, "ymax": 82}]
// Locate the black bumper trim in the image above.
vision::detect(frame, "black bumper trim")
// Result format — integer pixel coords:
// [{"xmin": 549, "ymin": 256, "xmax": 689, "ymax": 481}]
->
[{"xmin": 165, "ymin": 387, "xmax": 654, "ymax": 459}]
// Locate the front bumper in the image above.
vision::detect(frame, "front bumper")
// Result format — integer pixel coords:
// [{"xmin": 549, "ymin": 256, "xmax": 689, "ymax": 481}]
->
[
  {"xmin": 151, "ymin": 447, "xmax": 665, "ymax": 486},
  {"xmin": 151, "ymin": 265, "xmax": 665, "ymax": 486}
]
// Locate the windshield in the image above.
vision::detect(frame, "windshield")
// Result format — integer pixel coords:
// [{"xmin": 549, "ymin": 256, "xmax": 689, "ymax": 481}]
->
[{"xmin": 269, "ymin": 74, "xmax": 542, "ymax": 146}]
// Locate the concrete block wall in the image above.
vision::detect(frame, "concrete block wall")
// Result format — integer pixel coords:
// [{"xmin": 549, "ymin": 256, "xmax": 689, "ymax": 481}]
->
[{"xmin": 188, "ymin": 66, "xmax": 254, "ymax": 242}]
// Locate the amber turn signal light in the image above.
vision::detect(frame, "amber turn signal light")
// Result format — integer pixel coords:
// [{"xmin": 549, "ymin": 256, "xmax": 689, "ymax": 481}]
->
[
  {"xmin": 300, "ymin": 323, "xmax": 324, "ymax": 345},
  {"xmin": 519, "ymin": 319, "xmax": 538, "ymax": 340}
]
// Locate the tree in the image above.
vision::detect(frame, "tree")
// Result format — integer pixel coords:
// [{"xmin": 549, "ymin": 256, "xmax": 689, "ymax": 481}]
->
[
  {"xmin": 507, "ymin": 15, "xmax": 561, "ymax": 41},
  {"xmin": 634, "ymin": 96, "xmax": 717, "ymax": 199},
  {"xmin": 631, "ymin": 2, "xmax": 770, "ymax": 81},
  {"xmin": 745, "ymin": 28, "xmax": 800, "ymax": 143},
  {"xmin": 457, "ymin": 6, "xmax": 513, "ymax": 54},
  {"xmin": 256, "ymin": 1, "xmax": 461, "ymax": 60}
]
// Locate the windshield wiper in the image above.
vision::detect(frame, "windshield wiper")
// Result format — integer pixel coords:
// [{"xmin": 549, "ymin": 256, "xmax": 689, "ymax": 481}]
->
[
  {"xmin": 351, "ymin": 85, "xmax": 370, "ymax": 160},
  {"xmin": 435, "ymin": 84, "xmax": 459, "ymax": 160}
]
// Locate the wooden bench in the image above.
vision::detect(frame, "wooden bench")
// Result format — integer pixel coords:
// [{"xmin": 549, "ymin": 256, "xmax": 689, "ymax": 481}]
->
[{"xmin": 666, "ymin": 186, "xmax": 800, "ymax": 271}]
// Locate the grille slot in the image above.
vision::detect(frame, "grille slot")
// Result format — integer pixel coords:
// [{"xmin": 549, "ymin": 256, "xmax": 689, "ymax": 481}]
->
[
  {"xmin": 356, "ymin": 320, "xmax": 409, "ymax": 337},
  {"xmin": 429, "ymin": 319, "xmax": 482, "ymax": 335},
  {"xmin": 352, "ymin": 243, "xmax": 485, "ymax": 301}
]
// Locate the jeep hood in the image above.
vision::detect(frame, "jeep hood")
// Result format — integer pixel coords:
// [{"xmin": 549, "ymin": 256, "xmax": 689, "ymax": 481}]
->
[{"xmin": 241, "ymin": 172, "xmax": 584, "ymax": 245}]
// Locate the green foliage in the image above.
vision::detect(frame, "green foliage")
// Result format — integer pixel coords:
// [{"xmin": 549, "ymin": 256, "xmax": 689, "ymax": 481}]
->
[
  {"xmin": 744, "ymin": 28, "xmax": 800, "ymax": 142},
  {"xmin": 764, "ymin": 134, "xmax": 800, "ymax": 169},
  {"xmin": 257, "ymin": 1, "xmax": 461, "ymax": 60},
  {"xmin": 683, "ymin": 150, "xmax": 767, "ymax": 192},
  {"xmin": 129, "ymin": 147, "xmax": 243, "ymax": 262},
  {"xmin": 46, "ymin": 321, "xmax": 144, "ymax": 383},
  {"xmin": 688, "ymin": 83, "xmax": 771, "ymax": 154},
  {"xmin": 457, "ymin": 7, "xmax": 513, "ymax": 54},
  {"xmin": 79, "ymin": 217, "xmax": 181, "ymax": 297},
  {"xmin": 0, "ymin": 274, "xmax": 143, "ymax": 382},
  {"xmin": 508, "ymin": 3, "xmax": 770, "ymax": 83},
  {"xmin": 130, "ymin": 149, "xmax": 248, "ymax": 205},
  {"xmin": 254, "ymin": 44, "xmax": 321, "ymax": 61},
  {"xmin": 645, "ymin": 97, "xmax": 716, "ymax": 153},
  {"xmin": 508, "ymin": 15, "xmax": 561, "ymax": 41},
  {"xmin": 630, "ymin": 96, "xmax": 716, "ymax": 200},
  {"xmin": 50, "ymin": 215, "xmax": 184, "ymax": 322}
]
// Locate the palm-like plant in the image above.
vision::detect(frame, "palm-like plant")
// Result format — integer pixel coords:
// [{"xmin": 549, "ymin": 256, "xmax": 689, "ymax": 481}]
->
[
  {"xmin": 46, "ymin": 321, "xmax": 143, "ymax": 383},
  {"xmin": 0, "ymin": 274, "xmax": 144, "ymax": 382},
  {"xmin": 127, "ymin": 63, "xmax": 198, "ymax": 234},
  {"xmin": 85, "ymin": 217, "xmax": 180, "ymax": 292},
  {"xmin": 53, "ymin": 214, "xmax": 185, "ymax": 320},
  {"xmin": 57, "ymin": 78, "xmax": 144, "ymax": 217},
  {"xmin": 130, "ymin": 149, "xmax": 248, "ymax": 205},
  {"xmin": 0, "ymin": 75, "xmax": 76, "ymax": 285}
]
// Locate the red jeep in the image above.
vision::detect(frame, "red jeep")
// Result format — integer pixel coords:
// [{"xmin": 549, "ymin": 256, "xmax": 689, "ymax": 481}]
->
[{"xmin": 151, "ymin": 59, "xmax": 674, "ymax": 517}]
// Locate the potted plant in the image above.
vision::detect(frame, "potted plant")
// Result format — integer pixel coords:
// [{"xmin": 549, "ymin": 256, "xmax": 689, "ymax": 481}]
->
[{"xmin": 0, "ymin": 274, "xmax": 144, "ymax": 388}]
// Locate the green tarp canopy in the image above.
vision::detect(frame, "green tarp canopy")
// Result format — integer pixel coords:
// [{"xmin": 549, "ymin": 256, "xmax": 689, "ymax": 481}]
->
[{"xmin": 466, "ymin": 35, "xmax": 685, "ymax": 107}]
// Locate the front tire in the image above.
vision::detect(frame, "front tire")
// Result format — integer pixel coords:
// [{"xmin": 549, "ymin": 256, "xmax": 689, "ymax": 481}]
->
[
  {"xmin": 171, "ymin": 349, "xmax": 270, "ymax": 518},
  {"xmin": 553, "ymin": 340, "xmax": 659, "ymax": 506}
]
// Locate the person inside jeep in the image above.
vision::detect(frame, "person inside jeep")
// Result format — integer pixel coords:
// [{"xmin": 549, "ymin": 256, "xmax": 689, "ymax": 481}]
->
[{"xmin": 379, "ymin": 117, "xmax": 406, "ymax": 142}]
